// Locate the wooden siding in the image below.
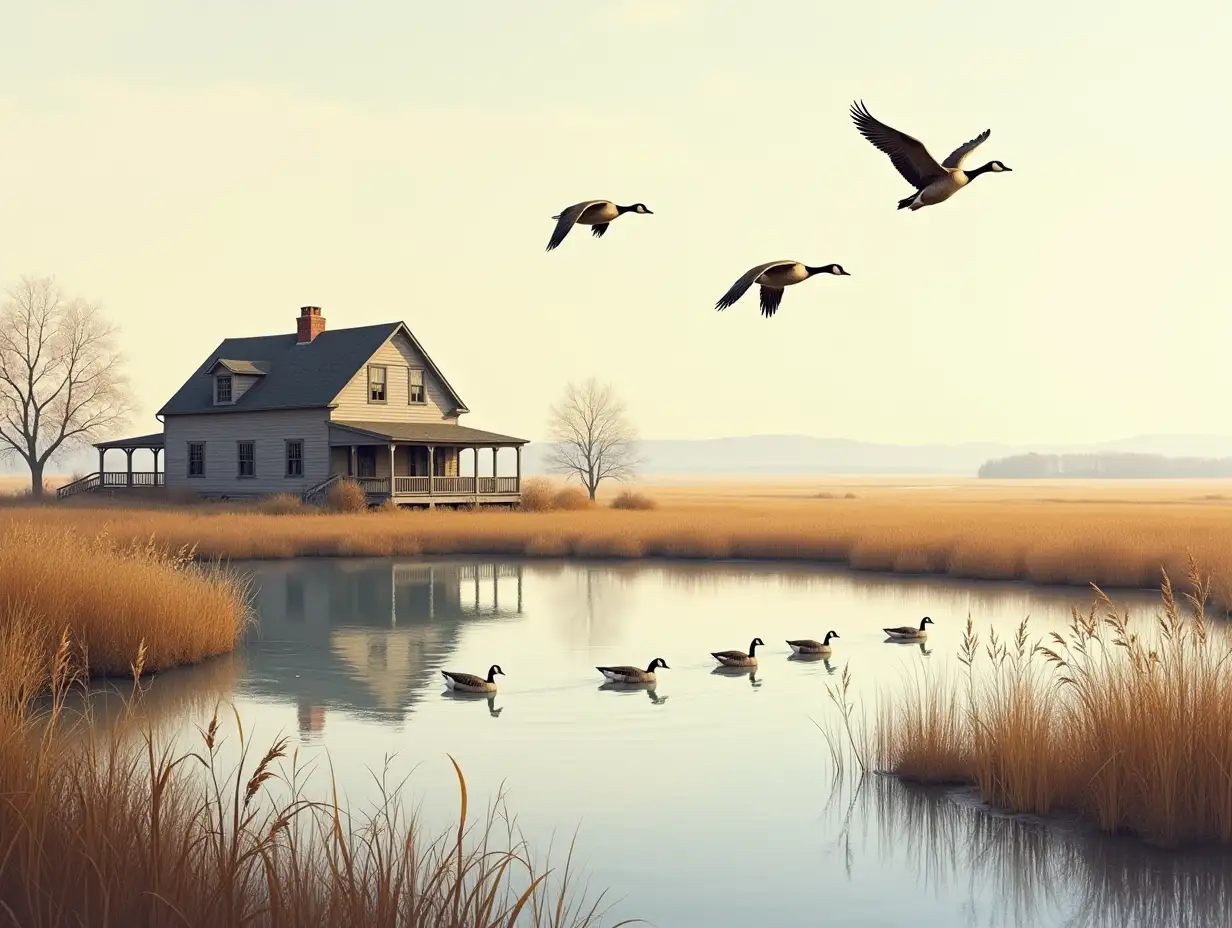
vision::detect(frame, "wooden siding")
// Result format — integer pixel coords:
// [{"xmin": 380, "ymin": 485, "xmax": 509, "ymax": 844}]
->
[
  {"xmin": 329, "ymin": 330, "xmax": 458, "ymax": 423},
  {"xmin": 164, "ymin": 408, "xmax": 331, "ymax": 496},
  {"xmin": 232, "ymin": 374, "xmax": 260, "ymax": 402}
]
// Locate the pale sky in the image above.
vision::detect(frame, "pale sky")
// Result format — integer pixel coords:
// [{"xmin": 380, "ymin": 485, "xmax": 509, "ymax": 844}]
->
[{"xmin": 2, "ymin": 0, "xmax": 1230, "ymax": 445}]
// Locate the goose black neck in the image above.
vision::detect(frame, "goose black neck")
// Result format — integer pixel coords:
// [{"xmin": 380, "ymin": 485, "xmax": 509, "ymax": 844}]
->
[
  {"xmin": 965, "ymin": 164, "xmax": 992, "ymax": 180},
  {"xmin": 487, "ymin": 666, "xmax": 498, "ymax": 683},
  {"xmin": 748, "ymin": 639, "xmax": 760, "ymax": 656},
  {"xmin": 616, "ymin": 204, "xmax": 634, "ymax": 215},
  {"xmin": 919, "ymin": 617, "xmax": 930, "ymax": 630},
  {"xmin": 823, "ymin": 631, "xmax": 835, "ymax": 645},
  {"xmin": 645, "ymin": 660, "xmax": 658, "ymax": 673},
  {"xmin": 804, "ymin": 265, "xmax": 829, "ymax": 275}
]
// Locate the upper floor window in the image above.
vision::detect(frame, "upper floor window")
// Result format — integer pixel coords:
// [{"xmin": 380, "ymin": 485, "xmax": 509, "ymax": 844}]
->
[
  {"xmin": 368, "ymin": 365, "xmax": 387, "ymax": 403},
  {"xmin": 188, "ymin": 442, "xmax": 205, "ymax": 477},
  {"xmin": 408, "ymin": 368, "xmax": 425, "ymax": 404},
  {"xmin": 237, "ymin": 440, "xmax": 255, "ymax": 478},
  {"xmin": 215, "ymin": 374, "xmax": 233, "ymax": 404}
]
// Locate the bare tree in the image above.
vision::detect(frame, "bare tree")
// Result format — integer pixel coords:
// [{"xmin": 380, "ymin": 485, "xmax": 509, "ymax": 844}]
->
[
  {"xmin": 0, "ymin": 276, "xmax": 133, "ymax": 497},
  {"xmin": 545, "ymin": 378, "xmax": 641, "ymax": 500}
]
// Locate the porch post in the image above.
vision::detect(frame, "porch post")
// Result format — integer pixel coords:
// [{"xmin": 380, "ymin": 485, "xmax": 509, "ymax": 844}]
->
[
  {"xmin": 388, "ymin": 444, "xmax": 396, "ymax": 495},
  {"xmin": 125, "ymin": 448, "xmax": 133, "ymax": 488},
  {"xmin": 427, "ymin": 444, "xmax": 435, "ymax": 495},
  {"xmin": 349, "ymin": 445, "xmax": 356, "ymax": 477},
  {"xmin": 515, "ymin": 444, "xmax": 521, "ymax": 491},
  {"xmin": 154, "ymin": 448, "xmax": 162, "ymax": 485},
  {"xmin": 98, "ymin": 447, "xmax": 105, "ymax": 476}
]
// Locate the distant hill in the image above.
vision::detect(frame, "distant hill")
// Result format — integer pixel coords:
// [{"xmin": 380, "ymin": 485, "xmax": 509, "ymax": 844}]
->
[
  {"xmin": 978, "ymin": 452, "xmax": 1232, "ymax": 480},
  {"xmin": 523, "ymin": 433, "xmax": 1232, "ymax": 478}
]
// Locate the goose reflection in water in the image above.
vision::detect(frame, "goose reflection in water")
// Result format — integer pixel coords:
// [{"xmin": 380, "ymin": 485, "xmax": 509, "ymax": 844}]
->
[
  {"xmin": 787, "ymin": 653, "xmax": 837, "ymax": 674},
  {"xmin": 441, "ymin": 689, "xmax": 503, "ymax": 718},
  {"xmin": 882, "ymin": 638, "xmax": 932, "ymax": 657},
  {"xmin": 710, "ymin": 665, "xmax": 762, "ymax": 688},
  {"xmin": 823, "ymin": 773, "xmax": 1232, "ymax": 928},
  {"xmin": 597, "ymin": 681, "xmax": 669, "ymax": 704}
]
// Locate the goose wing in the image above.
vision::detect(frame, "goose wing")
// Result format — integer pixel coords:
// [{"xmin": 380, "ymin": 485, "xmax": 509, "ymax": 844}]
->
[
  {"xmin": 715, "ymin": 261, "xmax": 797, "ymax": 311},
  {"xmin": 546, "ymin": 200, "xmax": 607, "ymax": 251},
  {"xmin": 711, "ymin": 650, "xmax": 748, "ymax": 661},
  {"xmin": 442, "ymin": 670, "xmax": 485, "ymax": 687},
  {"xmin": 850, "ymin": 101, "xmax": 946, "ymax": 189},
  {"xmin": 759, "ymin": 286, "xmax": 786, "ymax": 318},
  {"xmin": 597, "ymin": 665, "xmax": 640, "ymax": 676},
  {"xmin": 786, "ymin": 639, "xmax": 821, "ymax": 649},
  {"xmin": 942, "ymin": 128, "xmax": 991, "ymax": 170},
  {"xmin": 882, "ymin": 626, "xmax": 915, "ymax": 636}
]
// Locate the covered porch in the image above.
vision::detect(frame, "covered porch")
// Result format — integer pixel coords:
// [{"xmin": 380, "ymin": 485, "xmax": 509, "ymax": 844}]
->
[
  {"xmin": 57, "ymin": 432, "xmax": 166, "ymax": 499},
  {"xmin": 327, "ymin": 421, "xmax": 528, "ymax": 506}
]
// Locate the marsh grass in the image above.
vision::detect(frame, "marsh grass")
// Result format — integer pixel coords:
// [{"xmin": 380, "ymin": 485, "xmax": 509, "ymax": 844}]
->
[
  {"xmin": 4, "ymin": 493, "xmax": 1226, "ymax": 600},
  {"xmin": 0, "ymin": 527, "xmax": 635, "ymax": 927},
  {"xmin": 608, "ymin": 490, "xmax": 656, "ymax": 511},
  {"xmin": 875, "ymin": 561, "xmax": 1232, "ymax": 846},
  {"xmin": 0, "ymin": 522, "xmax": 250, "ymax": 677},
  {"xmin": 325, "ymin": 478, "xmax": 369, "ymax": 513},
  {"xmin": 0, "ymin": 667, "xmax": 638, "ymax": 927}
]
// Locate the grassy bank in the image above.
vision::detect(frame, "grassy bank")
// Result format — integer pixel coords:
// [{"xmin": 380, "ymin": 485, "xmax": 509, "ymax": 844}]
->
[
  {"xmin": 872, "ymin": 565, "xmax": 1232, "ymax": 847},
  {"xmin": 0, "ymin": 528, "xmax": 630, "ymax": 927},
  {"xmin": 6, "ymin": 484, "xmax": 1232, "ymax": 599},
  {"xmin": 0, "ymin": 521, "xmax": 249, "ymax": 678}
]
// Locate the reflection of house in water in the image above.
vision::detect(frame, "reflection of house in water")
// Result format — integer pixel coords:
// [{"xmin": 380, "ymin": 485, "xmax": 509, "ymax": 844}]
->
[{"xmin": 242, "ymin": 560, "xmax": 524, "ymax": 731}]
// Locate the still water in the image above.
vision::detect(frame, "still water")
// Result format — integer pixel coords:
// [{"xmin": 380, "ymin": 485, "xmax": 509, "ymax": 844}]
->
[{"xmin": 98, "ymin": 558, "xmax": 1231, "ymax": 927}]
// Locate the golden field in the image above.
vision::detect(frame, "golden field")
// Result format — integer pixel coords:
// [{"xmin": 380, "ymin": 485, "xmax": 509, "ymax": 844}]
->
[
  {"xmin": 0, "ymin": 525, "xmax": 626, "ymax": 927},
  {"xmin": 7, "ymin": 475, "xmax": 1232, "ymax": 597},
  {"xmin": 872, "ymin": 567, "xmax": 1232, "ymax": 847}
]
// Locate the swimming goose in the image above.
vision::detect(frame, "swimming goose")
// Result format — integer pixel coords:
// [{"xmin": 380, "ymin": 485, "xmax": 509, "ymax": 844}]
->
[
  {"xmin": 883, "ymin": 617, "xmax": 934, "ymax": 641},
  {"xmin": 441, "ymin": 664, "xmax": 505, "ymax": 694},
  {"xmin": 545, "ymin": 200, "xmax": 653, "ymax": 251},
  {"xmin": 596, "ymin": 658, "xmax": 669, "ymax": 684},
  {"xmin": 711, "ymin": 637, "xmax": 764, "ymax": 668},
  {"xmin": 849, "ymin": 101, "xmax": 1011, "ymax": 211},
  {"xmin": 715, "ymin": 261, "xmax": 850, "ymax": 318},
  {"xmin": 786, "ymin": 631, "xmax": 840, "ymax": 656}
]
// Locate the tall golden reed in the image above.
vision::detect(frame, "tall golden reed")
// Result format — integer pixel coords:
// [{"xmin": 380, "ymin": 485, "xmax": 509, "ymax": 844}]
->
[
  {"xmin": 875, "ymin": 561, "xmax": 1232, "ymax": 847},
  {"xmin": 0, "ymin": 527, "xmax": 635, "ymax": 927}
]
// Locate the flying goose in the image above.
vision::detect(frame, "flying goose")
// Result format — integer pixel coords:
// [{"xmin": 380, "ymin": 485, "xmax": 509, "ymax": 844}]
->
[
  {"xmin": 441, "ymin": 664, "xmax": 505, "ymax": 694},
  {"xmin": 711, "ymin": 637, "xmax": 765, "ymax": 668},
  {"xmin": 715, "ymin": 261, "xmax": 850, "ymax": 318},
  {"xmin": 849, "ymin": 101, "xmax": 1011, "ymax": 211},
  {"xmin": 545, "ymin": 199, "xmax": 653, "ymax": 251},
  {"xmin": 883, "ymin": 617, "xmax": 934, "ymax": 641},
  {"xmin": 787, "ymin": 631, "xmax": 840, "ymax": 656},
  {"xmin": 596, "ymin": 658, "xmax": 669, "ymax": 684}
]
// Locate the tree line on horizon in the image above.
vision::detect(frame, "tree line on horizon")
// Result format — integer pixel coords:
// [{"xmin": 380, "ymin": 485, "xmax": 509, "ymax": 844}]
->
[{"xmin": 978, "ymin": 451, "xmax": 1232, "ymax": 479}]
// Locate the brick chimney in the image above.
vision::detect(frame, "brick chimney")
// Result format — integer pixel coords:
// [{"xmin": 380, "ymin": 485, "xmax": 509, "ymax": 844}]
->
[{"xmin": 296, "ymin": 306, "xmax": 326, "ymax": 344}]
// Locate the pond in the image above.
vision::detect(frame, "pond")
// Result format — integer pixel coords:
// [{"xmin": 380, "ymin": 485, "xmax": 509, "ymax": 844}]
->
[{"xmin": 89, "ymin": 558, "xmax": 1232, "ymax": 927}]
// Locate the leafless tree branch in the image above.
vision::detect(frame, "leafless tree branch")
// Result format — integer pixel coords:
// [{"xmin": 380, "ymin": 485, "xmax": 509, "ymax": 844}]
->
[
  {"xmin": 0, "ymin": 275, "xmax": 135, "ymax": 496},
  {"xmin": 544, "ymin": 377, "xmax": 642, "ymax": 500}
]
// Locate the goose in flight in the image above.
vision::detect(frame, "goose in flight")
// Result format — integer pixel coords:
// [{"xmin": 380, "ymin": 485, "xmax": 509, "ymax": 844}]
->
[
  {"xmin": 715, "ymin": 261, "xmax": 849, "ymax": 318},
  {"xmin": 545, "ymin": 200, "xmax": 653, "ymax": 251},
  {"xmin": 849, "ymin": 101, "xmax": 1011, "ymax": 211}
]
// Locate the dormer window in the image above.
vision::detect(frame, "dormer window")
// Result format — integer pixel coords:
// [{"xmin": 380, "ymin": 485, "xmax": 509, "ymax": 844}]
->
[{"xmin": 215, "ymin": 374, "xmax": 233, "ymax": 404}]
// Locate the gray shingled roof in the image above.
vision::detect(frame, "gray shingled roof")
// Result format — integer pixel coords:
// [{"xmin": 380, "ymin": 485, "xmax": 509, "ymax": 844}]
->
[
  {"xmin": 159, "ymin": 322, "xmax": 467, "ymax": 417},
  {"xmin": 330, "ymin": 421, "xmax": 529, "ymax": 445}
]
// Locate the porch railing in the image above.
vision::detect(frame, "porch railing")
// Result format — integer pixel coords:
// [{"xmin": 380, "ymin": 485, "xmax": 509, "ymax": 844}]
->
[
  {"xmin": 56, "ymin": 471, "xmax": 164, "ymax": 499},
  {"xmin": 353, "ymin": 476, "xmax": 521, "ymax": 498}
]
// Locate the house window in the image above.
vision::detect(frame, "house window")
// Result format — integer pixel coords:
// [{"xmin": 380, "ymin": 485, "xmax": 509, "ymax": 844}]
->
[
  {"xmin": 215, "ymin": 375, "xmax": 233, "ymax": 404},
  {"xmin": 408, "ymin": 368, "xmax": 425, "ymax": 404},
  {"xmin": 188, "ymin": 443, "xmax": 205, "ymax": 478},
  {"xmin": 237, "ymin": 441, "xmax": 255, "ymax": 478},
  {"xmin": 368, "ymin": 366, "xmax": 387, "ymax": 403},
  {"xmin": 286, "ymin": 440, "xmax": 304, "ymax": 477}
]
